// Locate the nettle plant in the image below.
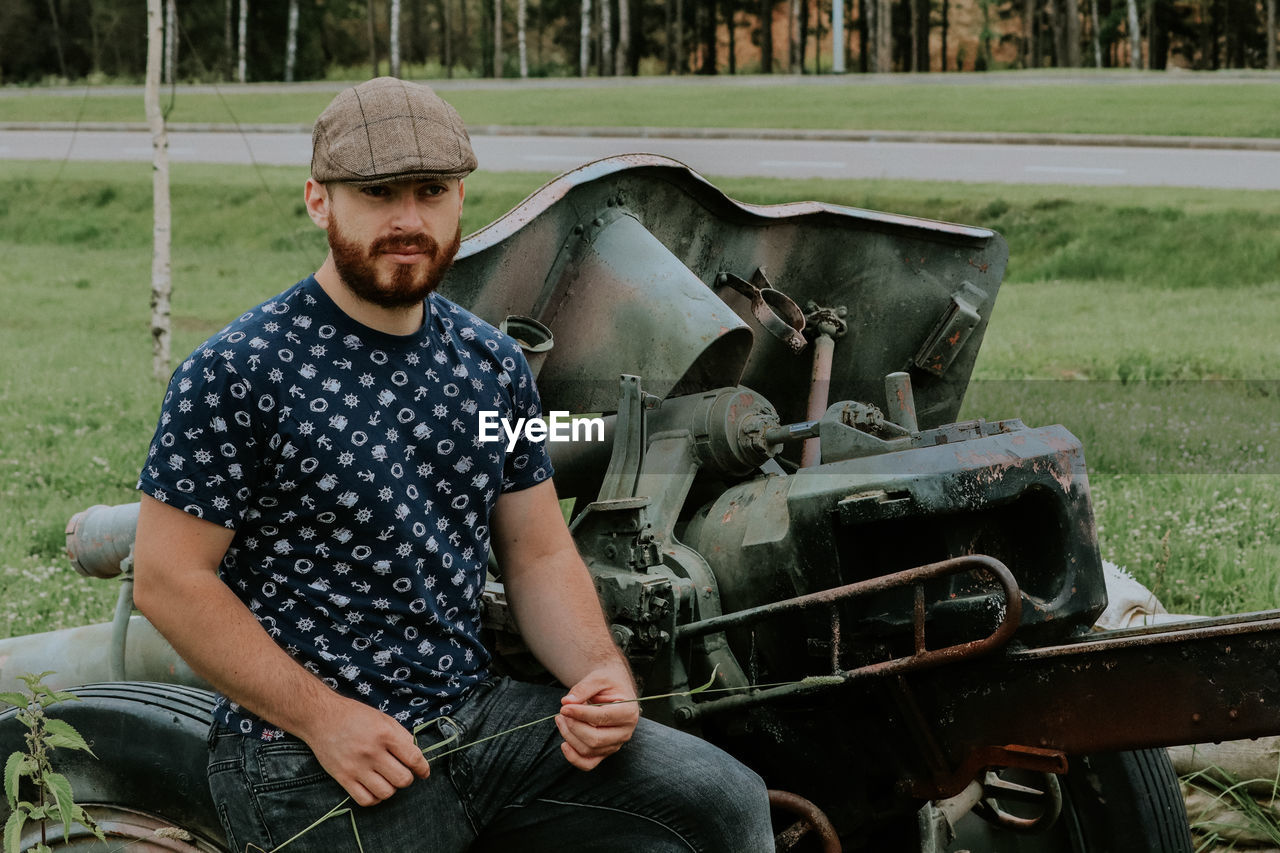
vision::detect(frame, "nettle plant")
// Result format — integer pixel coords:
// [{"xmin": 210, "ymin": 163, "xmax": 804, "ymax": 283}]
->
[{"xmin": 3, "ymin": 672, "xmax": 105, "ymax": 853}]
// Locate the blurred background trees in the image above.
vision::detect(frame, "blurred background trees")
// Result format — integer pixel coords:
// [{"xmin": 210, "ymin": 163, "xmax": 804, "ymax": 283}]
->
[{"xmin": 1, "ymin": 0, "xmax": 1275, "ymax": 84}]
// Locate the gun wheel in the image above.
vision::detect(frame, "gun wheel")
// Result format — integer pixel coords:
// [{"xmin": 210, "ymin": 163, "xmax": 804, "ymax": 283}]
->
[
  {"xmin": 0, "ymin": 682, "xmax": 229, "ymax": 853},
  {"xmin": 949, "ymin": 749, "xmax": 1193, "ymax": 853}
]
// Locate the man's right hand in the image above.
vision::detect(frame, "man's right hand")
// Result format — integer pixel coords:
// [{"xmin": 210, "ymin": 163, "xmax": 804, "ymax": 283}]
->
[{"xmin": 301, "ymin": 697, "xmax": 431, "ymax": 807}]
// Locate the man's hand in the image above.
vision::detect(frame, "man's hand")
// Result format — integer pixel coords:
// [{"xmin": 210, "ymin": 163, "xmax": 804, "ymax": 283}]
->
[
  {"xmin": 555, "ymin": 666, "xmax": 640, "ymax": 771},
  {"xmin": 300, "ymin": 697, "xmax": 431, "ymax": 807}
]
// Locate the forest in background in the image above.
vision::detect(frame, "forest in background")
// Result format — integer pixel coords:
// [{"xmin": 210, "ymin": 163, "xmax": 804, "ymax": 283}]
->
[{"xmin": 1, "ymin": 0, "xmax": 1276, "ymax": 86}]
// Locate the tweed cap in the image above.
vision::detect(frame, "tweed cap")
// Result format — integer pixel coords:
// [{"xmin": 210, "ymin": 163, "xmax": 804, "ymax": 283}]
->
[{"xmin": 311, "ymin": 77, "xmax": 477, "ymax": 185}]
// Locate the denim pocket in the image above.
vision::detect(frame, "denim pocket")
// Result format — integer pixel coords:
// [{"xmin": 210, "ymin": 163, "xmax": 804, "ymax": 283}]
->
[{"xmin": 252, "ymin": 740, "xmax": 332, "ymax": 792}]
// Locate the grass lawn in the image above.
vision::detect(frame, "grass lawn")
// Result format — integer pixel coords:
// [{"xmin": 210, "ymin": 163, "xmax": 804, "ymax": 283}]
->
[
  {"xmin": 2, "ymin": 79, "xmax": 1279, "ymax": 138},
  {"xmin": 1, "ymin": 160, "xmax": 1277, "ymax": 638}
]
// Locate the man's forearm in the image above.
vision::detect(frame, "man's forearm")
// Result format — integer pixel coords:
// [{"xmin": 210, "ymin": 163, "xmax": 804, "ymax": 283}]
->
[
  {"xmin": 501, "ymin": 545, "xmax": 632, "ymax": 690},
  {"xmin": 135, "ymin": 562, "xmax": 342, "ymax": 738}
]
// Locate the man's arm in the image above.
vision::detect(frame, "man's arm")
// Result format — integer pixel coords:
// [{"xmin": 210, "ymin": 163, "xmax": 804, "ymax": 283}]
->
[
  {"xmin": 132, "ymin": 495, "xmax": 429, "ymax": 806},
  {"xmin": 490, "ymin": 480, "xmax": 639, "ymax": 770}
]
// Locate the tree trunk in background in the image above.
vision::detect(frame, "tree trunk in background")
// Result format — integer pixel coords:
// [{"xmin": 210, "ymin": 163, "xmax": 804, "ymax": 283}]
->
[
  {"xmin": 580, "ymin": 0, "xmax": 591, "ymax": 75},
  {"xmin": 1126, "ymin": 0, "xmax": 1142, "ymax": 66},
  {"xmin": 493, "ymin": 0, "xmax": 503, "ymax": 76},
  {"xmin": 789, "ymin": 0, "xmax": 798, "ymax": 69},
  {"xmin": 238, "ymin": 0, "xmax": 248, "ymax": 82},
  {"xmin": 46, "ymin": 0, "xmax": 69, "ymax": 78},
  {"xmin": 600, "ymin": 0, "xmax": 611, "ymax": 75},
  {"xmin": 164, "ymin": 0, "xmax": 176, "ymax": 83},
  {"xmin": 727, "ymin": 1, "xmax": 737, "ymax": 73},
  {"xmin": 615, "ymin": 0, "xmax": 630, "ymax": 74},
  {"xmin": 940, "ymin": 0, "xmax": 949, "ymax": 68},
  {"xmin": 876, "ymin": 0, "xmax": 892, "ymax": 69},
  {"xmin": 798, "ymin": 0, "xmax": 808, "ymax": 71},
  {"xmin": 700, "ymin": 0, "xmax": 716, "ymax": 72},
  {"xmin": 1065, "ymin": 0, "xmax": 1081, "ymax": 65},
  {"xmin": 225, "ymin": 0, "xmax": 235, "ymax": 79},
  {"xmin": 760, "ymin": 0, "xmax": 774, "ymax": 70},
  {"xmin": 1023, "ymin": 0, "xmax": 1035, "ymax": 64},
  {"xmin": 367, "ymin": 0, "xmax": 379, "ymax": 77},
  {"xmin": 1090, "ymin": 0, "xmax": 1103, "ymax": 64},
  {"xmin": 439, "ymin": 0, "xmax": 453, "ymax": 76},
  {"xmin": 518, "ymin": 0, "xmax": 529, "ymax": 76},
  {"xmin": 916, "ymin": 0, "xmax": 930, "ymax": 69},
  {"xmin": 676, "ymin": 0, "xmax": 686, "ymax": 70},
  {"xmin": 832, "ymin": 0, "xmax": 845, "ymax": 71},
  {"xmin": 146, "ymin": 0, "xmax": 172, "ymax": 381},
  {"xmin": 909, "ymin": 0, "xmax": 920, "ymax": 68},
  {"xmin": 391, "ymin": 0, "xmax": 402, "ymax": 77},
  {"xmin": 459, "ymin": 0, "xmax": 470, "ymax": 67},
  {"xmin": 285, "ymin": 0, "xmax": 299, "ymax": 80},
  {"xmin": 1050, "ymin": 0, "xmax": 1066, "ymax": 64},
  {"xmin": 1268, "ymin": 0, "xmax": 1276, "ymax": 69}
]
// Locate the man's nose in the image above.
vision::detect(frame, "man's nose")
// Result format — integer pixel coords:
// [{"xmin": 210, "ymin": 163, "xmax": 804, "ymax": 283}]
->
[{"xmin": 388, "ymin": 192, "xmax": 425, "ymax": 230}]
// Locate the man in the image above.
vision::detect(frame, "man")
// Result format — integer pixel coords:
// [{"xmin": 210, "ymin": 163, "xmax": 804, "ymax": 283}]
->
[{"xmin": 133, "ymin": 77, "xmax": 773, "ymax": 852}]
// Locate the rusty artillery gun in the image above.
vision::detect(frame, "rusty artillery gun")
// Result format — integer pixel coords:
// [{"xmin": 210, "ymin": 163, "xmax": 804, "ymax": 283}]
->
[{"xmin": 2, "ymin": 155, "xmax": 1274, "ymax": 852}]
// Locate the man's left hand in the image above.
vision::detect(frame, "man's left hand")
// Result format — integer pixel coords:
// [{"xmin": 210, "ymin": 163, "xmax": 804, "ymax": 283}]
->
[{"xmin": 555, "ymin": 667, "xmax": 640, "ymax": 771}]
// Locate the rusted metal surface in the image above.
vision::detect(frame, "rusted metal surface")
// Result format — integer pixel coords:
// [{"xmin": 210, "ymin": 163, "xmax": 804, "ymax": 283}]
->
[
  {"xmin": 443, "ymin": 154, "xmax": 1008, "ymax": 431},
  {"xmin": 769, "ymin": 789, "xmax": 843, "ymax": 853},
  {"xmin": 66, "ymin": 502, "xmax": 139, "ymax": 578},
  {"xmin": 674, "ymin": 556, "xmax": 1022, "ymax": 722},
  {"xmin": 904, "ymin": 609, "xmax": 1280, "ymax": 797}
]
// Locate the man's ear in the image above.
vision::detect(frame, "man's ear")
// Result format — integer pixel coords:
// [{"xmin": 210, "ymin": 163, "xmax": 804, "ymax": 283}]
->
[
  {"xmin": 458, "ymin": 179, "xmax": 466, "ymax": 205},
  {"xmin": 304, "ymin": 178, "xmax": 331, "ymax": 229}
]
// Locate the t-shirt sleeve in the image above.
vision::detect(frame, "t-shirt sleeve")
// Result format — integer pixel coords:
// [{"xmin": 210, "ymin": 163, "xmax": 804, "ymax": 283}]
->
[
  {"xmin": 500, "ymin": 350, "xmax": 555, "ymax": 494},
  {"xmin": 136, "ymin": 352, "xmax": 265, "ymax": 528}
]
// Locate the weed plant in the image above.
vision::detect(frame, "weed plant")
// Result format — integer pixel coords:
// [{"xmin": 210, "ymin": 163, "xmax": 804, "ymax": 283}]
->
[{"xmin": 0, "ymin": 161, "xmax": 1277, "ymax": 640}]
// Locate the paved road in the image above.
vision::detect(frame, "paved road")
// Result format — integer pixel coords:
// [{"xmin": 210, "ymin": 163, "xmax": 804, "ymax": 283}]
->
[{"xmin": 3, "ymin": 127, "xmax": 1278, "ymax": 189}]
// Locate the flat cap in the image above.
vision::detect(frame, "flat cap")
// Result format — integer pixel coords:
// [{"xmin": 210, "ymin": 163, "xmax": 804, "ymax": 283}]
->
[{"xmin": 311, "ymin": 77, "xmax": 478, "ymax": 185}]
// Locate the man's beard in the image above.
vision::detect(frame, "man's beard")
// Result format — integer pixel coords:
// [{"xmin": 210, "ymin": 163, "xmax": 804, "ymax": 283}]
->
[{"xmin": 327, "ymin": 216, "xmax": 462, "ymax": 310}]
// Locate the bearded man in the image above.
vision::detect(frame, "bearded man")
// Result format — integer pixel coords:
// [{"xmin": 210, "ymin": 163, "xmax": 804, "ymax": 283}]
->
[{"xmin": 132, "ymin": 77, "xmax": 773, "ymax": 852}]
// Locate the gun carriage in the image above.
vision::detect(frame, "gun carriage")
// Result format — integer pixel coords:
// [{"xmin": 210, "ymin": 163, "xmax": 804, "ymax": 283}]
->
[{"xmin": 4, "ymin": 155, "xmax": 1278, "ymax": 852}]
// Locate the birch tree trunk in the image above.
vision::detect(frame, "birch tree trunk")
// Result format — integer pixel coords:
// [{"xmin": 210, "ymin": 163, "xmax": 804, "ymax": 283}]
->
[
  {"xmin": 580, "ymin": 0, "xmax": 591, "ymax": 75},
  {"xmin": 600, "ymin": 0, "xmax": 612, "ymax": 75},
  {"xmin": 1126, "ymin": 0, "xmax": 1142, "ymax": 67},
  {"xmin": 492, "ymin": 0, "xmax": 502, "ymax": 77},
  {"xmin": 391, "ymin": 0, "xmax": 402, "ymax": 77},
  {"xmin": 1090, "ymin": 0, "xmax": 1103, "ymax": 65},
  {"xmin": 146, "ymin": 0, "xmax": 172, "ymax": 381},
  {"xmin": 832, "ymin": 0, "xmax": 845, "ymax": 71},
  {"xmin": 237, "ymin": 0, "xmax": 248, "ymax": 82},
  {"xmin": 285, "ymin": 0, "xmax": 299, "ymax": 81},
  {"xmin": 615, "ymin": 0, "xmax": 630, "ymax": 74},
  {"xmin": 518, "ymin": 0, "xmax": 528, "ymax": 76},
  {"xmin": 164, "ymin": 0, "xmax": 176, "ymax": 84}
]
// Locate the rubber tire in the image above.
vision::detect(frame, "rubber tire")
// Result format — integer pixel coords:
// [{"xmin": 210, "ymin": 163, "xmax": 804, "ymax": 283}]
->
[
  {"xmin": 950, "ymin": 748, "xmax": 1193, "ymax": 853},
  {"xmin": 0, "ymin": 681, "xmax": 228, "ymax": 851}
]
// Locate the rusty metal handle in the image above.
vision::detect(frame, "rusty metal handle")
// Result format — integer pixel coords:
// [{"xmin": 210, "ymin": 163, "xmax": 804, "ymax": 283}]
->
[{"xmin": 675, "ymin": 556, "xmax": 1023, "ymax": 721}]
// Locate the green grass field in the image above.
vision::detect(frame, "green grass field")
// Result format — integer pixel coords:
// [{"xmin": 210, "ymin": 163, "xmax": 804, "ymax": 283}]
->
[
  {"xmin": 3, "ymin": 79, "xmax": 1280, "ymax": 137},
  {"xmin": 1, "ymin": 160, "xmax": 1277, "ymax": 638}
]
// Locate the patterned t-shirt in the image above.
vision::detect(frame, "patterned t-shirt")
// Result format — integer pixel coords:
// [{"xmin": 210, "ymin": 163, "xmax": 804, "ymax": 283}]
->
[{"xmin": 137, "ymin": 276, "xmax": 553, "ymax": 739}]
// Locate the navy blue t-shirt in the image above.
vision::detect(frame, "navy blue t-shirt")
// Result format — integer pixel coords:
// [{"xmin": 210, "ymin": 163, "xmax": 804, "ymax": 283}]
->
[{"xmin": 138, "ymin": 276, "xmax": 553, "ymax": 739}]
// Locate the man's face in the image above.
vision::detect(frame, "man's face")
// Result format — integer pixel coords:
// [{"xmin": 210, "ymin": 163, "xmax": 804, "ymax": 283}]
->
[{"xmin": 315, "ymin": 179, "xmax": 464, "ymax": 309}]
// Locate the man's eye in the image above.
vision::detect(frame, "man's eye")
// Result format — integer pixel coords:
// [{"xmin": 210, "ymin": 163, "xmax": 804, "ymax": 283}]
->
[
  {"xmin": 361, "ymin": 186, "xmax": 389, "ymax": 198},
  {"xmin": 420, "ymin": 185, "xmax": 447, "ymax": 198}
]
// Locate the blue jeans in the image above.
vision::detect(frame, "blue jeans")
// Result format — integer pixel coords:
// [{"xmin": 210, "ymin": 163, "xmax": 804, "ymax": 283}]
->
[{"xmin": 207, "ymin": 677, "xmax": 774, "ymax": 852}]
